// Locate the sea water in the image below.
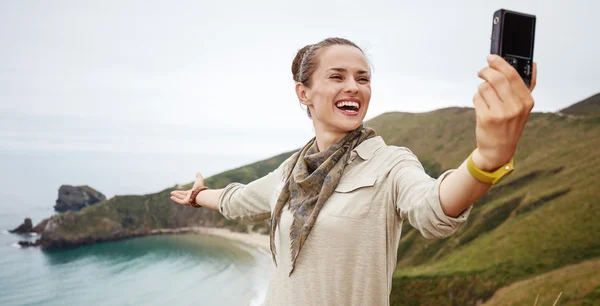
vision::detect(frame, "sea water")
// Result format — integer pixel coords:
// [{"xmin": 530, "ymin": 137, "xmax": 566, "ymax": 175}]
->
[{"xmin": 0, "ymin": 150, "xmax": 271, "ymax": 306}]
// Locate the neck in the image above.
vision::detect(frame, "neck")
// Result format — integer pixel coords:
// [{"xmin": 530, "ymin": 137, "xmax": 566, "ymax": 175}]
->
[{"xmin": 313, "ymin": 120, "xmax": 350, "ymax": 152}]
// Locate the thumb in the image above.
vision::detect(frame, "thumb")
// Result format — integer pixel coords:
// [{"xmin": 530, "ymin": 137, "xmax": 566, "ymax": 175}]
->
[{"xmin": 194, "ymin": 172, "xmax": 205, "ymax": 186}]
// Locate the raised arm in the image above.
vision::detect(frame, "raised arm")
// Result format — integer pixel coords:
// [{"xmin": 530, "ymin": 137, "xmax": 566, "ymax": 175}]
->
[
  {"xmin": 437, "ymin": 150, "xmax": 497, "ymax": 218},
  {"xmin": 390, "ymin": 148, "xmax": 471, "ymax": 239},
  {"xmin": 439, "ymin": 55, "xmax": 537, "ymax": 217}
]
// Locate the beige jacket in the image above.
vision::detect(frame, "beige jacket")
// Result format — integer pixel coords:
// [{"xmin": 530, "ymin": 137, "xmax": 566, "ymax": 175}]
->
[{"xmin": 218, "ymin": 136, "xmax": 472, "ymax": 306}]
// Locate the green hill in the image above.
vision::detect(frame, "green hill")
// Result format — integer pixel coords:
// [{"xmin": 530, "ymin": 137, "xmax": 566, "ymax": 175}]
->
[
  {"xmin": 482, "ymin": 257, "xmax": 600, "ymax": 306},
  {"xmin": 560, "ymin": 93, "xmax": 600, "ymax": 117},
  {"xmin": 378, "ymin": 104, "xmax": 600, "ymax": 305},
  {"xmin": 40, "ymin": 92, "xmax": 600, "ymax": 305},
  {"xmin": 39, "ymin": 151, "xmax": 295, "ymax": 247}
]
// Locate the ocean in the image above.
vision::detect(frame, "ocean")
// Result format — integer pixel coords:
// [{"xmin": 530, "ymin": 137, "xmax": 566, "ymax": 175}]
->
[{"xmin": 0, "ymin": 150, "xmax": 272, "ymax": 306}]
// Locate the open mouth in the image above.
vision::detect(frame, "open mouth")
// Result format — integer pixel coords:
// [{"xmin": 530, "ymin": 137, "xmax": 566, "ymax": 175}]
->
[{"xmin": 335, "ymin": 101, "xmax": 360, "ymax": 115}]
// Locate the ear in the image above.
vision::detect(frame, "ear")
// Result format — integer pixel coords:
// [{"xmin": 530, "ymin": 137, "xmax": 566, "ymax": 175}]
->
[{"xmin": 295, "ymin": 82, "xmax": 311, "ymax": 106}]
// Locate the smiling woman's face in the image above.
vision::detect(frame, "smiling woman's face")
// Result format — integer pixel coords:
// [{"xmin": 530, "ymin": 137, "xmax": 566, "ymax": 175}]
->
[{"xmin": 297, "ymin": 44, "xmax": 371, "ymax": 133}]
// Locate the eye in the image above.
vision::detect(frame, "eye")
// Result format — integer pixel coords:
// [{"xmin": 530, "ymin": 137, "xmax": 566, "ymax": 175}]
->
[
  {"xmin": 358, "ymin": 77, "xmax": 370, "ymax": 83},
  {"xmin": 329, "ymin": 74, "xmax": 343, "ymax": 80}
]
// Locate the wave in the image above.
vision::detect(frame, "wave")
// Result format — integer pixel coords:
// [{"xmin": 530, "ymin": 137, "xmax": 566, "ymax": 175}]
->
[
  {"xmin": 232, "ymin": 243, "xmax": 270, "ymax": 306},
  {"xmin": 11, "ymin": 242, "xmax": 21, "ymax": 249},
  {"xmin": 1, "ymin": 229, "xmax": 39, "ymax": 236}
]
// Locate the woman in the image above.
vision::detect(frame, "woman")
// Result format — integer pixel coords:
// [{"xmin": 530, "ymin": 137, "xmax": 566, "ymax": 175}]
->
[{"xmin": 170, "ymin": 37, "xmax": 537, "ymax": 305}]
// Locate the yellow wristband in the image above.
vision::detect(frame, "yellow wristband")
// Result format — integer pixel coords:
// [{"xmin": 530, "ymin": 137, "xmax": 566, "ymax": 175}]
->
[{"xmin": 467, "ymin": 150, "xmax": 514, "ymax": 185}]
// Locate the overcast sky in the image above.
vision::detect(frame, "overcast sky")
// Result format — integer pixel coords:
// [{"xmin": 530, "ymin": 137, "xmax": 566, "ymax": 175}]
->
[{"xmin": 1, "ymin": 0, "xmax": 598, "ymax": 157}]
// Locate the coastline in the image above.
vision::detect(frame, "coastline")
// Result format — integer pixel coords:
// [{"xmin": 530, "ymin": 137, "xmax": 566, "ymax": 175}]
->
[
  {"xmin": 10, "ymin": 224, "xmax": 271, "ymax": 253},
  {"xmin": 153, "ymin": 226, "xmax": 271, "ymax": 306},
  {"xmin": 151, "ymin": 226, "xmax": 270, "ymax": 253}
]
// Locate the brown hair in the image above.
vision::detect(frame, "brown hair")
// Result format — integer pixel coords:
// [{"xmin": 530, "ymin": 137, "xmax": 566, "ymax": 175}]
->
[{"xmin": 291, "ymin": 37, "xmax": 365, "ymax": 118}]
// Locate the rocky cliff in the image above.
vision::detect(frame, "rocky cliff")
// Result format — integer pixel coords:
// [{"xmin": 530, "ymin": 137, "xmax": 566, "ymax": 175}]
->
[{"xmin": 54, "ymin": 185, "xmax": 106, "ymax": 212}]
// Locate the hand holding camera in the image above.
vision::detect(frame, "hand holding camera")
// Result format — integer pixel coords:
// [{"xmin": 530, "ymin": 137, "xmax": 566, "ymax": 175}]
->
[
  {"xmin": 469, "ymin": 9, "xmax": 538, "ymax": 172},
  {"xmin": 472, "ymin": 53, "xmax": 537, "ymax": 172}
]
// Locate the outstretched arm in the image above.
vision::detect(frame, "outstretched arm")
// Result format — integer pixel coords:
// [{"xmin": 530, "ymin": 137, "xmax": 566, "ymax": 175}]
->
[
  {"xmin": 170, "ymin": 172, "xmax": 224, "ymax": 212},
  {"xmin": 194, "ymin": 188, "xmax": 224, "ymax": 212},
  {"xmin": 439, "ymin": 55, "xmax": 537, "ymax": 218},
  {"xmin": 170, "ymin": 156, "xmax": 292, "ymax": 224}
]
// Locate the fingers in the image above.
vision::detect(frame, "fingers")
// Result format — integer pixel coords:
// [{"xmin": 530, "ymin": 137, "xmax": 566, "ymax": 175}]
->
[
  {"xmin": 472, "ymin": 91, "xmax": 491, "ymax": 118},
  {"xmin": 477, "ymin": 66, "xmax": 517, "ymax": 108},
  {"xmin": 482, "ymin": 55, "xmax": 535, "ymax": 116},
  {"xmin": 192, "ymin": 172, "xmax": 205, "ymax": 189},
  {"xmin": 169, "ymin": 190, "xmax": 191, "ymax": 206},
  {"xmin": 486, "ymin": 54, "xmax": 527, "ymax": 90},
  {"xmin": 170, "ymin": 172, "xmax": 205, "ymax": 206},
  {"xmin": 486, "ymin": 55, "xmax": 532, "ymax": 103},
  {"xmin": 170, "ymin": 190, "xmax": 186, "ymax": 199},
  {"xmin": 170, "ymin": 195, "xmax": 189, "ymax": 206},
  {"xmin": 476, "ymin": 80, "xmax": 503, "ymax": 113}
]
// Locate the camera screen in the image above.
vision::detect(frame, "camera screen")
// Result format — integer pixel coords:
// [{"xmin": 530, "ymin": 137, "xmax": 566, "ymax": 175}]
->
[{"xmin": 502, "ymin": 12, "xmax": 534, "ymax": 58}]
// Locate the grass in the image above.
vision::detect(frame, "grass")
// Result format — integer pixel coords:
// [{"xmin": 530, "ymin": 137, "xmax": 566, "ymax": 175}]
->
[
  {"xmin": 43, "ymin": 151, "xmax": 297, "ymax": 246},
  {"xmin": 559, "ymin": 93, "xmax": 600, "ymax": 117},
  {"xmin": 483, "ymin": 257, "xmax": 600, "ymax": 305},
  {"xmin": 369, "ymin": 97, "xmax": 600, "ymax": 304}
]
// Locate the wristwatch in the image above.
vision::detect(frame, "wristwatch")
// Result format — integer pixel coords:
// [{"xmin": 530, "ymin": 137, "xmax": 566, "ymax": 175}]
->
[{"xmin": 467, "ymin": 149, "xmax": 514, "ymax": 185}]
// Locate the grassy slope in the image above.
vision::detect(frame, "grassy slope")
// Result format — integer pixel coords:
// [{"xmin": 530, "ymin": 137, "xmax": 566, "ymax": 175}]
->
[
  {"xmin": 383, "ymin": 109, "xmax": 600, "ymax": 275},
  {"xmin": 371, "ymin": 100, "xmax": 600, "ymax": 304},
  {"xmin": 483, "ymin": 257, "xmax": 600, "ymax": 306},
  {"xmin": 560, "ymin": 93, "xmax": 600, "ymax": 117},
  {"xmin": 44, "ymin": 150, "xmax": 296, "ymax": 245}
]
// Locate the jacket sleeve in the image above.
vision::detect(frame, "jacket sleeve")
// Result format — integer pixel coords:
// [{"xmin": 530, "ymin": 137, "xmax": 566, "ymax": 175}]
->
[
  {"xmin": 217, "ymin": 157, "xmax": 290, "ymax": 224},
  {"xmin": 390, "ymin": 147, "xmax": 472, "ymax": 239}
]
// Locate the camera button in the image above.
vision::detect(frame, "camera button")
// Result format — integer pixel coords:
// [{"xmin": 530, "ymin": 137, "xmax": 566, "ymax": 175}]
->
[
  {"xmin": 504, "ymin": 57, "xmax": 518, "ymax": 68},
  {"xmin": 524, "ymin": 64, "xmax": 531, "ymax": 76}
]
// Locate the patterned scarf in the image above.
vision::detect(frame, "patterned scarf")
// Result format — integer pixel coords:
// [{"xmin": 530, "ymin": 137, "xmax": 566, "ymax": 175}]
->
[{"xmin": 269, "ymin": 123, "xmax": 377, "ymax": 276}]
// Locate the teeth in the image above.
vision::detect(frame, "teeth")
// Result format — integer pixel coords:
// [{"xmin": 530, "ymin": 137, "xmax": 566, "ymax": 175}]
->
[{"xmin": 335, "ymin": 101, "xmax": 360, "ymax": 108}]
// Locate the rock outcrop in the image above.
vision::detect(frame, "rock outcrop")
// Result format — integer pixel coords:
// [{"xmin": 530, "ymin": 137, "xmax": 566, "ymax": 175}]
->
[
  {"xmin": 10, "ymin": 217, "xmax": 49, "ymax": 234},
  {"xmin": 10, "ymin": 218, "xmax": 50, "ymax": 247},
  {"xmin": 54, "ymin": 185, "xmax": 106, "ymax": 212},
  {"xmin": 18, "ymin": 240, "xmax": 42, "ymax": 247},
  {"xmin": 38, "ymin": 211, "xmax": 153, "ymax": 248},
  {"xmin": 32, "ymin": 218, "xmax": 50, "ymax": 233},
  {"xmin": 9, "ymin": 218, "xmax": 33, "ymax": 233}
]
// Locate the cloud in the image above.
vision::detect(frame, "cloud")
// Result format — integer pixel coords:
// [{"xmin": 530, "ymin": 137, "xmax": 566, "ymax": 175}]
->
[{"xmin": 1, "ymin": 0, "xmax": 598, "ymax": 156}]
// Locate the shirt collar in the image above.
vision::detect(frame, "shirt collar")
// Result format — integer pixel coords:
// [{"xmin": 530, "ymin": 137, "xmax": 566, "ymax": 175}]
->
[{"xmin": 352, "ymin": 136, "xmax": 386, "ymax": 161}]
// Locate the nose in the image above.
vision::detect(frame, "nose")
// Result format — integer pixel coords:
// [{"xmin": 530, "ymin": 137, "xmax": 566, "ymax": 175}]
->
[{"xmin": 344, "ymin": 79, "xmax": 359, "ymax": 94}]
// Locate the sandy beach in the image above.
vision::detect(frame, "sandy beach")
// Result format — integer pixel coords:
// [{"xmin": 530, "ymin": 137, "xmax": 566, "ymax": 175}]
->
[
  {"xmin": 150, "ymin": 226, "xmax": 271, "ymax": 306},
  {"xmin": 151, "ymin": 226, "xmax": 270, "ymax": 253}
]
